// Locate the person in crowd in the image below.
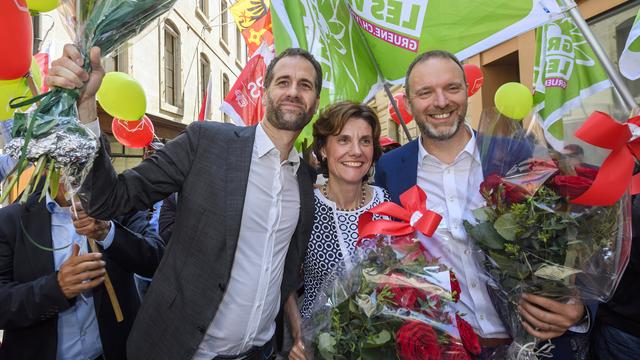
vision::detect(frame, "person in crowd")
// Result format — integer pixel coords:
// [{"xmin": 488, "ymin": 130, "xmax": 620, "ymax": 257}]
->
[
  {"xmin": 374, "ymin": 50, "xmax": 592, "ymax": 359},
  {"xmin": 0, "ymin": 183, "xmax": 164, "ymax": 360},
  {"xmin": 134, "ymin": 140, "xmax": 167, "ymax": 299},
  {"xmin": 0, "ymin": 154, "xmax": 15, "ymax": 183},
  {"xmin": 379, "ymin": 136, "xmax": 401, "ymax": 153},
  {"xmin": 590, "ymin": 194, "xmax": 640, "ymax": 360},
  {"xmin": 46, "ymin": 44, "xmax": 320, "ymax": 360},
  {"xmin": 284, "ymin": 101, "xmax": 388, "ymax": 360}
]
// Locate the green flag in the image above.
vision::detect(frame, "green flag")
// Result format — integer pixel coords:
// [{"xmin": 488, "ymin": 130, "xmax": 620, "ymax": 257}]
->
[
  {"xmin": 532, "ymin": 17, "xmax": 611, "ymax": 150},
  {"xmin": 620, "ymin": 9, "xmax": 640, "ymax": 81},
  {"xmin": 271, "ymin": 0, "xmax": 564, "ymax": 143}
]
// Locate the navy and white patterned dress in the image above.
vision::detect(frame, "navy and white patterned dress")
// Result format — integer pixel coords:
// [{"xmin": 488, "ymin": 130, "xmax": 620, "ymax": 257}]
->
[{"xmin": 301, "ymin": 185, "xmax": 389, "ymax": 318}]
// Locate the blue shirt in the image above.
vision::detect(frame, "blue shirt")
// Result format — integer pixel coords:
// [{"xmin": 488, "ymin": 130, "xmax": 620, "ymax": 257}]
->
[
  {"xmin": 46, "ymin": 193, "xmax": 115, "ymax": 360},
  {"xmin": 0, "ymin": 154, "xmax": 15, "ymax": 182},
  {"xmin": 148, "ymin": 200, "xmax": 163, "ymax": 232}
]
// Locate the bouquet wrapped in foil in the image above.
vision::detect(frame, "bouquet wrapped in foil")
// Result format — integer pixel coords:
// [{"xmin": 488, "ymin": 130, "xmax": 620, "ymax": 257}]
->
[
  {"xmin": 304, "ymin": 186, "xmax": 482, "ymax": 360},
  {"xmin": 464, "ymin": 109, "xmax": 632, "ymax": 359},
  {"xmin": 2, "ymin": 0, "xmax": 177, "ymax": 203}
]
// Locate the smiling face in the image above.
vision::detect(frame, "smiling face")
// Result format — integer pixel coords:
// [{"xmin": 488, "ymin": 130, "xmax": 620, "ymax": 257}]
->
[
  {"xmin": 321, "ymin": 117, "xmax": 375, "ymax": 186},
  {"xmin": 406, "ymin": 57, "xmax": 468, "ymax": 141},
  {"xmin": 263, "ymin": 55, "xmax": 320, "ymax": 131}
]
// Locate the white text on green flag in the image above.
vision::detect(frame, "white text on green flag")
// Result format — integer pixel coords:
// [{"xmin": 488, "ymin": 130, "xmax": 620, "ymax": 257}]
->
[{"xmin": 533, "ymin": 17, "xmax": 612, "ymax": 150}]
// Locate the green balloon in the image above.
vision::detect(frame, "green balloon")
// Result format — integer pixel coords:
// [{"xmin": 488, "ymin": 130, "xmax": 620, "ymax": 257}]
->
[
  {"xmin": 0, "ymin": 57, "xmax": 42, "ymax": 121},
  {"xmin": 97, "ymin": 72, "xmax": 147, "ymax": 121},
  {"xmin": 494, "ymin": 82, "xmax": 533, "ymax": 120},
  {"xmin": 26, "ymin": 0, "xmax": 59, "ymax": 13}
]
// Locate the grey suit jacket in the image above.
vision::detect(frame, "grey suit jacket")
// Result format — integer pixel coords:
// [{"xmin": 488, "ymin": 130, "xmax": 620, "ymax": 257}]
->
[{"xmin": 80, "ymin": 122, "xmax": 315, "ymax": 360}]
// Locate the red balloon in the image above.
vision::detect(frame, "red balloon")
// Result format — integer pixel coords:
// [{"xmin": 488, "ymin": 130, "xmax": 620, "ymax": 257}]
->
[
  {"xmin": 0, "ymin": 0, "xmax": 33, "ymax": 80},
  {"xmin": 388, "ymin": 93, "xmax": 413, "ymax": 125},
  {"xmin": 464, "ymin": 64, "xmax": 483, "ymax": 97},
  {"xmin": 112, "ymin": 116, "xmax": 155, "ymax": 148}
]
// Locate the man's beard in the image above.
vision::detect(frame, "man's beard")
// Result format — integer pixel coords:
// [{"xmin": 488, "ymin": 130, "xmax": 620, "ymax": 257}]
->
[
  {"xmin": 264, "ymin": 94, "xmax": 312, "ymax": 131},
  {"xmin": 416, "ymin": 114, "xmax": 465, "ymax": 141}
]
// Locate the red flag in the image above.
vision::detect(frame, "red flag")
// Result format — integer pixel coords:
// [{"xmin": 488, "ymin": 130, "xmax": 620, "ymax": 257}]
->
[
  {"xmin": 220, "ymin": 46, "xmax": 273, "ymax": 126},
  {"xmin": 242, "ymin": 12, "xmax": 274, "ymax": 56},
  {"xmin": 198, "ymin": 74, "xmax": 212, "ymax": 121}
]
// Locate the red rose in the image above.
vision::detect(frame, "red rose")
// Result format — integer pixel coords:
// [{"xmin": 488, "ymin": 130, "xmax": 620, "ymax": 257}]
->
[
  {"xmin": 480, "ymin": 174, "xmax": 528, "ymax": 204},
  {"xmin": 450, "ymin": 271, "xmax": 461, "ymax": 303},
  {"xmin": 456, "ymin": 314, "xmax": 481, "ymax": 356},
  {"xmin": 575, "ymin": 166, "xmax": 598, "ymax": 180},
  {"xmin": 380, "ymin": 273, "xmax": 429, "ymax": 311},
  {"xmin": 502, "ymin": 182, "xmax": 529, "ymax": 203},
  {"xmin": 441, "ymin": 343, "xmax": 472, "ymax": 360},
  {"xmin": 396, "ymin": 321, "xmax": 441, "ymax": 360},
  {"xmin": 550, "ymin": 175, "xmax": 593, "ymax": 199}
]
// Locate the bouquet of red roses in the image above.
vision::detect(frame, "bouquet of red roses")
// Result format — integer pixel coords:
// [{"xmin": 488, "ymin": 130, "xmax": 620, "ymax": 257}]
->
[
  {"xmin": 303, "ymin": 186, "xmax": 481, "ymax": 360},
  {"xmin": 464, "ymin": 110, "xmax": 632, "ymax": 359}
]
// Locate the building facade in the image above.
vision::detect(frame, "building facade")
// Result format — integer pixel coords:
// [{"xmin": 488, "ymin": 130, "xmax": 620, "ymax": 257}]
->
[
  {"xmin": 369, "ymin": 0, "xmax": 640, "ymax": 154},
  {"xmin": 34, "ymin": 0, "xmax": 247, "ymax": 172}
]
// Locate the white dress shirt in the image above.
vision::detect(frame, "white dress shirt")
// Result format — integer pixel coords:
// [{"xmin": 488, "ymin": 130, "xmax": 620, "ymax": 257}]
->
[
  {"xmin": 416, "ymin": 125, "xmax": 509, "ymax": 339},
  {"xmin": 192, "ymin": 124, "xmax": 301, "ymax": 358}
]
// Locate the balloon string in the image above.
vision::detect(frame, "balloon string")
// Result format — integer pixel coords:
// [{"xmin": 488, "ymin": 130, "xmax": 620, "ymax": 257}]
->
[{"xmin": 117, "ymin": 118, "xmax": 147, "ymax": 133}]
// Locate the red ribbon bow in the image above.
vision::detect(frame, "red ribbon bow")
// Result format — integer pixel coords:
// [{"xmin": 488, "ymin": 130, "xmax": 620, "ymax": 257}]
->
[
  {"xmin": 571, "ymin": 111, "xmax": 640, "ymax": 206},
  {"xmin": 357, "ymin": 186, "xmax": 442, "ymax": 245}
]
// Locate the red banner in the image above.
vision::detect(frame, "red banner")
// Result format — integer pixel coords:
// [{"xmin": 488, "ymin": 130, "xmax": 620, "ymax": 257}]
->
[{"xmin": 220, "ymin": 48, "xmax": 272, "ymax": 126}]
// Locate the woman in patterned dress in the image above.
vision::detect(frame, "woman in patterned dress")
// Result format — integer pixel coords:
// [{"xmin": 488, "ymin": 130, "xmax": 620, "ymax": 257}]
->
[{"xmin": 285, "ymin": 101, "xmax": 389, "ymax": 360}]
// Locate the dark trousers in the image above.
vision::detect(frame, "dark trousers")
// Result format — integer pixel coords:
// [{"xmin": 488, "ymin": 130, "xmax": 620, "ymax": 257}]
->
[{"xmin": 591, "ymin": 322, "xmax": 640, "ymax": 360}]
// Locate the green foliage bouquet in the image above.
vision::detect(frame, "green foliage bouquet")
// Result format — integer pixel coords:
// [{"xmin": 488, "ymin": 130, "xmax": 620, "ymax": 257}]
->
[
  {"xmin": 2, "ymin": 0, "xmax": 177, "ymax": 203},
  {"xmin": 465, "ymin": 111, "xmax": 632, "ymax": 359}
]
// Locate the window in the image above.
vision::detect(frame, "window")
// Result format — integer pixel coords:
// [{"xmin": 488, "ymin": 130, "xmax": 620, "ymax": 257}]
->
[
  {"xmin": 198, "ymin": 0, "xmax": 208, "ymax": 17},
  {"xmin": 222, "ymin": 74, "xmax": 230, "ymax": 123},
  {"xmin": 236, "ymin": 27, "xmax": 243, "ymax": 63},
  {"xmin": 32, "ymin": 14, "xmax": 41, "ymax": 52},
  {"xmin": 103, "ymin": 46, "xmax": 128, "ymax": 73},
  {"xmin": 163, "ymin": 21, "xmax": 181, "ymax": 107},
  {"xmin": 221, "ymin": 0, "xmax": 228, "ymax": 45},
  {"xmin": 200, "ymin": 54, "xmax": 210, "ymax": 104},
  {"xmin": 108, "ymin": 136, "xmax": 144, "ymax": 173}
]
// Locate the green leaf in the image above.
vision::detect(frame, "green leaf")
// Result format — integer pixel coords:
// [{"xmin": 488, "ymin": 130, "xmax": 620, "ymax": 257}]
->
[
  {"xmin": 49, "ymin": 167, "xmax": 60, "ymax": 199},
  {"xmin": 362, "ymin": 329, "xmax": 391, "ymax": 348},
  {"xmin": 318, "ymin": 332, "xmax": 337, "ymax": 359},
  {"xmin": 468, "ymin": 222, "xmax": 505, "ymax": 250},
  {"xmin": 473, "ymin": 207, "xmax": 493, "ymax": 222},
  {"xmin": 493, "ymin": 213, "xmax": 518, "ymax": 241}
]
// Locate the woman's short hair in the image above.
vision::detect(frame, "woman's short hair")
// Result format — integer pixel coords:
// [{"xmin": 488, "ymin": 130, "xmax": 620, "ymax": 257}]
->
[{"xmin": 312, "ymin": 101, "xmax": 382, "ymax": 180}]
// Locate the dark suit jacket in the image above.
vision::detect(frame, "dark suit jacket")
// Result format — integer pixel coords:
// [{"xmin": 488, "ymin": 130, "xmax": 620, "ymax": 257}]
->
[
  {"xmin": 158, "ymin": 193, "xmax": 177, "ymax": 244},
  {"xmin": 80, "ymin": 122, "xmax": 315, "ymax": 360},
  {"xmin": 0, "ymin": 193, "xmax": 165, "ymax": 360},
  {"xmin": 375, "ymin": 138, "xmax": 593, "ymax": 359}
]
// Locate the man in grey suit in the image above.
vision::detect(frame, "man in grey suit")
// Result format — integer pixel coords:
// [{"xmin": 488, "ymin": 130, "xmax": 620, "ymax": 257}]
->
[{"xmin": 46, "ymin": 45, "xmax": 321, "ymax": 360}]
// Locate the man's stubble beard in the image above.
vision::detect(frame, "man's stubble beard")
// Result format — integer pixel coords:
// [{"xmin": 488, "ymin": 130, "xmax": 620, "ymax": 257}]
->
[
  {"xmin": 416, "ymin": 113, "xmax": 465, "ymax": 141},
  {"xmin": 264, "ymin": 94, "xmax": 313, "ymax": 131}
]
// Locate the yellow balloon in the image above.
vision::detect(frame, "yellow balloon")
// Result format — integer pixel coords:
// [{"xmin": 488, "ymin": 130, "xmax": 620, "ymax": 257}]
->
[
  {"xmin": 26, "ymin": 0, "xmax": 59, "ymax": 13},
  {"xmin": 0, "ymin": 57, "xmax": 42, "ymax": 121},
  {"xmin": 97, "ymin": 72, "xmax": 147, "ymax": 121},
  {"xmin": 494, "ymin": 82, "xmax": 533, "ymax": 120}
]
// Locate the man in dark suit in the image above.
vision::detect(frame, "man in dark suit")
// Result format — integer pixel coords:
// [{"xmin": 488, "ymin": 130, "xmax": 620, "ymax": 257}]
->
[
  {"xmin": 0, "ymin": 188, "xmax": 164, "ymax": 360},
  {"xmin": 375, "ymin": 50, "xmax": 591, "ymax": 359},
  {"xmin": 47, "ymin": 45, "xmax": 319, "ymax": 359}
]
